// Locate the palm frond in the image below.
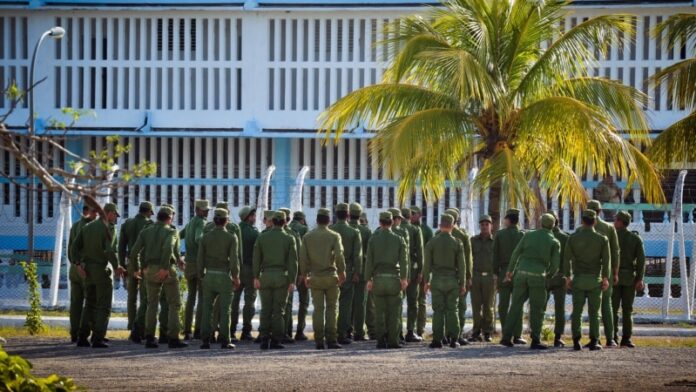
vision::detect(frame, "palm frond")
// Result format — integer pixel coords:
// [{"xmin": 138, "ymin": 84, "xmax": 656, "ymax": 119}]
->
[
  {"xmin": 653, "ymin": 13, "xmax": 696, "ymax": 51},
  {"xmin": 648, "ymin": 111, "xmax": 696, "ymax": 168},
  {"xmin": 651, "ymin": 58, "xmax": 696, "ymax": 112}
]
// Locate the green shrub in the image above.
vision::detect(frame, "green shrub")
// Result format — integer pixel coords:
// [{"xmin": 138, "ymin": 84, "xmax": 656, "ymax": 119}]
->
[
  {"xmin": 20, "ymin": 262, "xmax": 44, "ymax": 335},
  {"xmin": 0, "ymin": 348, "xmax": 79, "ymax": 391}
]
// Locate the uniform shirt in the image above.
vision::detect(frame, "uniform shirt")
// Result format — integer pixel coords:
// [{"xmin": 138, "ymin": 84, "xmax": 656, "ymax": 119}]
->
[
  {"xmin": 289, "ymin": 220, "xmax": 308, "ymax": 238},
  {"xmin": 365, "ymin": 228, "xmax": 408, "ymax": 280},
  {"xmin": 240, "ymin": 221, "xmax": 259, "ymax": 266},
  {"xmin": 595, "ymin": 217, "xmax": 620, "ymax": 275},
  {"xmin": 563, "ymin": 226, "xmax": 610, "ymax": 279},
  {"xmin": 414, "ymin": 221, "xmax": 433, "ymax": 245},
  {"xmin": 71, "ymin": 219, "xmax": 118, "ymax": 269},
  {"xmin": 129, "ymin": 222, "xmax": 176, "ymax": 270},
  {"xmin": 203, "ymin": 221, "xmax": 242, "ymax": 263},
  {"xmin": 184, "ymin": 215, "xmax": 207, "ymax": 264},
  {"xmin": 252, "ymin": 227, "xmax": 298, "ymax": 284},
  {"xmin": 616, "ymin": 228, "xmax": 646, "ymax": 285},
  {"xmin": 437, "ymin": 227, "xmax": 473, "ymax": 280},
  {"xmin": 350, "ymin": 219, "xmax": 372, "ymax": 279},
  {"xmin": 471, "ymin": 233, "xmax": 495, "ymax": 275},
  {"xmin": 401, "ymin": 221, "xmax": 424, "ymax": 274},
  {"xmin": 329, "ymin": 220, "xmax": 362, "ymax": 274},
  {"xmin": 284, "ymin": 226, "xmax": 302, "ymax": 261},
  {"xmin": 68, "ymin": 216, "xmax": 93, "ymax": 264},
  {"xmin": 118, "ymin": 213, "xmax": 153, "ymax": 268},
  {"xmin": 197, "ymin": 226, "xmax": 239, "ymax": 278},
  {"xmin": 423, "ymin": 232, "xmax": 466, "ymax": 285},
  {"xmin": 493, "ymin": 225, "xmax": 525, "ymax": 279},
  {"xmin": 552, "ymin": 227, "xmax": 569, "ymax": 260},
  {"xmin": 507, "ymin": 228, "xmax": 560, "ymax": 277},
  {"xmin": 299, "ymin": 225, "xmax": 345, "ymax": 277}
]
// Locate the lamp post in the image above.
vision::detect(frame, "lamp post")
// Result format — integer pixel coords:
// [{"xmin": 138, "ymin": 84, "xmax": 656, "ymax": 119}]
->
[{"xmin": 27, "ymin": 26, "xmax": 65, "ymax": 262}]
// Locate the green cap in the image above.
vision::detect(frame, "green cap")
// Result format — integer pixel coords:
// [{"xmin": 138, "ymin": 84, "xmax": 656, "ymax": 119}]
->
[
  {"xmin": 379, "ymin": 211, "xmax": 393, "ymax": 221},
  {"xmin": 616, "ymin": 210, "xmax": 632, "ymax": 225},
  {"xmin": 104, "ymin": 203, "xmax": 120, "ymax": 217},
  {"xmin": 349, "ymin": 202, "xmax": 363, "ymax": 214},
  {"xmin": 360, "ymin": 212, "xmax": 367, "ymax": 219},
  {"xmin": 336, "ymin": 203, "xmax": 349, "ymax": 212},
  {"xmin": 540, "ymin": 213, "xmax": 555, "ymax": 229},
  {"xmin": 162, "ymin": 203, "xmax": 176, "ymax": 216},
  {"xmin": 587, "ymin": 200, "xmax": 602, "ymax": 212},
  {"xmin": 139, "ymin": 201, "xmax": 154, "ymax": 212},
  {"xmin": 479, "ymin": 214, "xmax": 492, "ymax": 223},
  {"xmin": 582, "ymin": 209, "xmax": 597, "ymax": 219},
  {"xmin": 214, "ymin": 208, "xmax": 229, "ymax": 219},
  {"xmin": 388, "ymin": 208, "xmax": 403, "ymax": 219},
  {"xmin": 401, "ymin": 208, "xmax": 412, "ymax": 219},
  {"xmin": 293, "ymin": 211, "xmax": 306, "ymax": 220},
  {"xmin": 238, "ymin": 206, "xmax": 255, "ymax": 221},
  {"xmin": 440, "ymin": 214, "xmax": 454, "ymax": 225},
  {"xmin": 505, "ymin": 208, "xmax": 520, "ymax": 218},
  {"xmin": 263, "ymin": 210, "xmax": 276, "ymax": 220},
  {"xmin": 410, "ymin": 206, "xmax": 421, "ymax": 214},
  {"xmin": 444, "ymin": 208, "xmax": 459, "ymax": 221},
  {"xmin": 274, "ymin": 211, "xmax": 287, "ymax": 221},
  {"xmin": 158, "ymin": 206, "xmax": 174, "ymax": 217},
  {"xmin": 215, "ymin": 202, "xmax": 229, "ymax": 211},
  {"xmin": 279, "ymin": 208, "xmax": 292, "ymax": 219},
  {"xmin": 195, "ymin": 200, "xmax": 210, "ymax": 211},
  {"xmin": 317, "ymin": 208, "xmax": 331, "ymax": 218}
]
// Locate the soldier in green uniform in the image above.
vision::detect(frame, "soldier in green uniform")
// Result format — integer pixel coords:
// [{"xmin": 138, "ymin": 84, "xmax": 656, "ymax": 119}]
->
[
  {"xmin": 231, "ymin": 206, "xmax": 259, "ymax": 342},
  {"xmin": 72, "ymin": 203, "xmax": 121, "ymax": 348},
  {"xmin": 586, "ymin": 200, "xmax": 620, "ymax": 347},
  {"xmin": 469, "ymin": 215, "xmax": 496, "ymax": 342},
  {"xmin": 153, "ymin": 203, "xmax": 183, "ymax": 344},
  {"xmin": 500, "ymin": 214, "xmax": 561, "ymax": 349},
  {"xmin": 183, "ymin": 199, "xmax": 210, "ymax": 340},
  {"xmin": 118, "ymin": 201, "xmax": 154, "ymax": 343},
  {"xmin": 288, "ymin": 211, "xmax": 310, "ymax": 341},
  {"xmin": 612, "ymin": 210, "xmax": 645, "ymax": 348},
  {"xmin": 564, "ymin": 209, "xmax": 610, "ymax": 351},
  {"xmin": 349, "ymin": 202, "xmax": 371, "ymax": 341},
  {"xmin": 493, "ymin": 209, "xmax": 526, "ymax": 344},
  {"xmin": 300, "ymin": 208, "xmax": 346, "ymax": 349},
  {"xmin": 400, "ymin": 207, "xmax": 424, "ymax": 343},
  {"xmin": 253, "ymin": 211, "xmax": 298, "ymax": 350},
  {"xmin": 546, "ymin": 212, "xmax": 569, "ymax": 347},
  {"xmin": 198, "ymin": 208, "xmax": 240, "ymax": 349},
  {"xmin": 387, "ymin": 208, "xmax": 409, "ymax": 343},
  {"xmin": 423, "ymin": 214, "xmax": 466, "ymax": 348},
  {"xmin": 411, "ymin": 206, "xmax": 433, "ymax": 339},
  {"xmin": 331, "ymin": 203, "xmax": 363, "ymax": 344},
  {"xmin": 365, "ymin": 211, "xmax": 408, "ymax": 349},
  {"xmin": 278, "ymin": 207, "xmax": 301, "ymax": 343},
  {"xmin": 442, "ymin": 208, "xmax": 472, "ymax": 346},
  {"xmin": 289, "ymin": 211, "xmax": 308, "ymax": 237},
  {"xmin": 67, "ymin": 205, "xmax": 96, "ymax": 343}
]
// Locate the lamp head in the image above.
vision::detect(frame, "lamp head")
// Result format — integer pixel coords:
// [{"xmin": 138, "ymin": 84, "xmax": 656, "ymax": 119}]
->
[{"xmin": 49, "ymin": 27, "xmax": 65, "ymax": 39}]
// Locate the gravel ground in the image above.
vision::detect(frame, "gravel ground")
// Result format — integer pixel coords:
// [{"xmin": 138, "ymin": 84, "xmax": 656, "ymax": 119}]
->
[{"xmin": 4, "ymin": 337, "xmax": 696, "ymax": 391}]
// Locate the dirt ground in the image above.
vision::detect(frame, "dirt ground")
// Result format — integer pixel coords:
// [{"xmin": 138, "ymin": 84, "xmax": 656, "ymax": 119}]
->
[{"xmin": 5, "ymin": 337, "xmax": 696, "ymax": 391}]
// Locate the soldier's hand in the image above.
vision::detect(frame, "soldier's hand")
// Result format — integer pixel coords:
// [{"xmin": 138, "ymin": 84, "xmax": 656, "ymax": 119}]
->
[
  {"xmin": 613, "ymin": 273, "xmax": 619, "ymax": 286},
  {"xmin": 635, "ymin": 279, "xmax": 645, "ymax": 292},
  {"xmin": 459, "ymin": 285, "xmax": 467, "ymax": 296},
  {"xmin": 177, "ymin": 258, "xmax": 186, "ymax": 271},
  {"xmin": 156, "ymin": 269, "xmax": 169, "ymax": 282},
  {"xmin": 416, "ymin": 273, "xmax": 423, "ymax": 285},
  {"xmin": 400, "ymin": 279, "xmax": 408, "ymax": 291},
  {"xmin": 504, "ymin": 272, "xmax": 513, "ymax": 283},
  {"xmin": 134, "ymin": 270, "xmax": 142, "ymax": 280},
  {"xmin": 287, "ymin": 283, "xmax": 295, "ymax": 293},
  {"xmin": 601, "ymin": 278, "xmax": 609, "ymax": 292},
  {"xmin": 565, "ymin": 278, "xmax": 572, "ymax": 290},
  {"xmin": 232, "ymin": 277, "xmax": 241, "ymax": 289},
  {"xmin": 254, "ymin": 278, "xmax": 261, "ymax": 290},
  {"xmin": 338, "ymin": 272, "xmax": 347, "ymax": 287},
  {"xmin": 366, "ymin": 280, "xmax": 373, "ymax": 292},
  {"xmin": 116, "ymin": 266, "xmax": 127, "ymax": 279},
  {"xmin": 423, "ymin": 283, "xmax": 430, "ymax": 293},
  {"xmin": 466, "ymin": 278, "xmax": 472, "ymax": 289},
  {"xmin": 76, "ymin": 265, "xmax": 87, "ymax": 279},
  {"xmin": 352, "ymin": 272, "xmax": 360, "ymax": 284}
]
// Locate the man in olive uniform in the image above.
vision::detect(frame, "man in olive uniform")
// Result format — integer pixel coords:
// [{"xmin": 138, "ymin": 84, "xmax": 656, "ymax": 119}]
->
[
  {"xmin": 612, "ymin": 210, "xmax": 645, "ymax": 348},
  {"xmin": 365, "ymin": 211, "xmax": 409, "ymax": 349},
  {"xmin": 231, "ymin": 206, "xmax": 259, "ymax": 342},
  {"xmin": 493, "ymin": 209, "xmax": 526, "ymax": 344},
  {"xmin": 183, "ymin": 199, "xmax": 210, "ymax": 340},
  {"xmin": 411, "ymin": 206, "xmax": 433, "ymax": 339},
  {"xmin": 469, "ymin": 215, "xmax": 496, "ymax": 342},
  {"xmin": 546, "ymin": 212, "xmax": 569, "ymax": 347},
  {"xmin": 288, "ymin": 211, "xmax": 310, "ymax": 341},
  {"xmin": 300, "ymin": 208, "xmax": 346, "ymax": 349},
  {"xmin": 118, "ymin": 201, "xmax": 154, "ymax": 343},
  {"xmin": 253, "ymin": 211, "xmax": 298, "ymax": 350},
  {"xmin": 67, "ymin": 205, "xmax": 96, "ymax": 343},
  {"xmin": 500, "ymin": 214, "xmax": 561, "ymax": 349},
  {"xmin": 423, "ymin": 214, "xmax": 466, "ymax": 348},
  {"xmin": 349, "ymin": 202, "xmax": 371, "ymax": 341},
  {"xmin": 198, "ymin": 208, "xmax": 240, "ymax": 349},
  {"xmin": 387, "ymin": 208, "xmax": 410, "ymax": 343},
  {"xmin": 289, "ymin": 211, "xmax": 308, "ymax": 237},
  {"xmin": 400, "ymin": 207, "xmax": 424, "ymax": 342},
  {"xmin": 331, "ymin": 203, "xmax": 363, "ymax": 344},
  {"xmin": 72, "ymin": 203, "xmax": 121, "ymax": 348},
  {"xmin": 278, "ymin": 207, "xmax": 302, "ymax": 343},
  {"xmin": 586, "ymin": 199, "xmax": 620, "ymax": 347},
  {"xmin": 564, "ymin": 209, "xmax": 610, "ymax": 351},
  {"xmin": 443, "ymin": 208, "xmax": 472, "ymax": 346}
]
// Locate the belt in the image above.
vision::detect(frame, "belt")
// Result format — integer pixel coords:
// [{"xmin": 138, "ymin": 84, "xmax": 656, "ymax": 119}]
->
[
  {"xmin": 516, "ymin": 270, "xmax": 546, "ymax": 277},
  {"xmin": 374, "ymin": 273, "xmax": 399, "ymax": 278},
  {"xmin": 206, "ymin": 269, "xmax": 229, "ymax": 275}
]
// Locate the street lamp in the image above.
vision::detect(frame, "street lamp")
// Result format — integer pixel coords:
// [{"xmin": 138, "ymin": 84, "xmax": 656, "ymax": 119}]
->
[{"xmin": 27, "ymin": 26, "xmax": 65, "ymax": 262}]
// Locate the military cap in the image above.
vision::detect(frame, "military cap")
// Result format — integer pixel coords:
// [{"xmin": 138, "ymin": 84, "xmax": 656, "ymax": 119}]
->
[
  {"xmin": 162, "ymin": 203, "xmax": 176, "ymax": 215},
  {"xmin": 336, "ymin": 203, "xmax": 349, "ymax": 212},
  {"xmin": 349, "ymin": 202, "xmax": 363, "ymax": 214},
  {"xmin": 586, "ymin": 200, "xmax": 602, "ymax": 212},
  {"xmin": 540, "ymin": 213, "xmax": 555, "ymax": 229},
  {"xmin": 401, "ymin": 208, "xmax": 412, "ymax": 219},
  {"xmin": 238, "ymin": 206, "xmax": 255, "ymax": 221},
  {"xmin": 279, "ymin": 208, "xmax": 292, "ymax": 218},
  {"xmin": 444, "ymin": 208, "xmax": 459, "ymax": 221},
  {"xmin": 505, "ymin": 208, "xmax": 520, "ymax": 218},
  {"xmin": 616, "ymin": 210, "xmax": 632, "ymax": 225},
  {"xmin": 293, "ymin": 211, "xmax": 306, "ymax": 219},
  {"xmin": 158, "ymin": 206, "xmax": 174, "ymax": 217},
  {"xmin": 410, "ymin": 206, "xmax": 421, "ymax": 214},
  {"xmin": 214, "ymin": 208, "xmax": 229, "ymax": 219},
  {"xmin": 273, "ymin": 211, "xmax": 287, "ymax": 221},
  {"xmin": 360, "ymin": 212, "xmax": 367, "ymax": 219},
  {"xmin": 263, "ymin": 210, "xmax": 276, "ymax": 219},
  {"xmin": 388, "ymin": 208, "xmax": 403, "ymax": 219},
  {"xmin": 317, "ymin": 208, "xmax": 331, "ymax": 218},
  {"xmin": 447, "ymin": 207, "xmax": 460, "ymax": 215},
  {"xmin": 440, "ymin": 214, "xmax": 454, "ymax": 225},
  {"xmin": 582, "ymin": 209, "xmax": 597, "ymax": 219},
  {"xmin": 379, "ymin": 211, "xmax": 393, "ymax": 221},
  {"xmin": 479, "ymin": 214, "xmax": 492, "ymax": 223},
  {"xmin": 215, "ymin": 202, "xmax": 229, "ymax": 211},
  {"xmin": 104, "ymin": 202, "xmax": 120, "ymax": 217},
  {"xmin": 195, "ymin": 199, "xmax": 210, "ymax": 210},
  {"xmin": 139, "ymin": 201, "xmax": 154, "ymax": 212}
]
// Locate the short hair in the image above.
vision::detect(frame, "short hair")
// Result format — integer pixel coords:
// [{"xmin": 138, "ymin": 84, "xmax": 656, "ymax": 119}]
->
[
  {"xmin": 156, "ymin": 211, "xmax": 171, "ymax": 222},
  {"xmin": 82, "ymin": 205, "xmax": 91, "ymax": 212},
  {"xmin": 272, "ymin": 218, "xmax": 285, "ymax": 226},
  {"xmin": 336, "ymin": 211, "xmax": 348, "ymax": 220},
  {"xmin": 379, "ymin": 219, "xmax": 392, "ymax": 226},
  {"xmin": 214, "ymin": 217, "xmax": 227, "ymax": 226},
  {"xmin": 317, "ymin": 215, "xmax": 330, "ymax": 225},
  {"xmin": 582, "ymin": 216, "xmax": 596, "ymax": 226},
  {"xmin": 139, "ymin": 206, "xmax": 151, "ymax": 214},
  {"xmin": 350, "ymin": 214, "xmax": 360, "ymax": 220},
  {"xmin": 506, "ymin": 215, "xmax": 519, "ymax": 225}
]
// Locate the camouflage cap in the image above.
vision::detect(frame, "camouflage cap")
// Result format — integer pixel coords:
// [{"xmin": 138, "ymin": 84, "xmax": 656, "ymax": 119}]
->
[
  {"xmin": 401, "ymin": 208, "xmax": 412, "ymax": 219},
  {"xmin": 586, "ymin": 200, "xmax": 602, "ymax": 212},
  {"xmin": 158, "ymin": 206, "xmax": 174, "ymax": 217},
  {"xmin": 195, "ymin": 199, "xmax": 210, "ymax": 210},
  {"xmin": 444, "ymin": 208, "xmax": 459, "ymax": 221},
  {"xmin": 349, "ymin": 202, "xmax": 363, "ymax": 214},
  {"xmin": 616, "ymin": 210, "xmax": 632, "ymax": 225},
  {"xmin": 214, "ymin": 208, "xmax": 229, "ymax": 219},
  {"xmin": 388, "ymin": 208, "xmax": 403, "ymax": 219},
  {"xmin": 582, "ymin": 209, "xmax": 597, "ymax": 219},
  {"xmin": 440, "ymin": 214, "xmax": 454, "ymax": 225},
  {"xmin": 139, "ymin": 201, "xmax": 154, "ymax": 212},
  {"xmin": 215, "ymin": 202, "xmax": 229, "ymax": 211},
  {"xmin": 238, "ymin": 206, "xmax": 255, "ymax": 221},
  {"xmin": 273, "ymin": 211, "xmax": 287, "ymax": 221},
  {"xmin": 263, "ymin": 210, "xmax": 276, "ymax": 220},
  {"xmin": 540, "ymin": 213, "xmax": 555, "ymax": 229},
  {"xmin": 379, "ymin": 211, "xmax": 393, "ymax": 221},
  {"xmin": 293, "ymin": 211, "xmax": 306, "ymax": 220},
  {"xmin": 336, "ymin": 203, "xmax": 349, "ymax": 212},
  {"xmin": 317, "ymin": 208, "xmax": 331, "ymax": 218},
  {"xmin": 104, "ymin": 202, "xmax": 120, "ymax": 217},
  {"xmin": 505, "ymin": 208, "xmax": 520, "ymax": 218},
  {"xmin": 410, "ymin": 206, "xmax": 421, "ymax": 214},
  {"xmin": 479, "ymin": 214, "xmax": 492, "ymax": 223}
]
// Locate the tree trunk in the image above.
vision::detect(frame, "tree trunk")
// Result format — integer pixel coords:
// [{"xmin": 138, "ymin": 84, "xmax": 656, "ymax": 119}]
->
[{"xmin": 489, "ymin": 180, "xmax": 502, "ymax": 233}]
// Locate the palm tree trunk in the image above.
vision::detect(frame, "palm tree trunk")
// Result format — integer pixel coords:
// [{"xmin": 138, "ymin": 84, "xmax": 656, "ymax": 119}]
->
[{"xmin": 489, "ymin": 180, "xmax": 502, "ymax": 233}]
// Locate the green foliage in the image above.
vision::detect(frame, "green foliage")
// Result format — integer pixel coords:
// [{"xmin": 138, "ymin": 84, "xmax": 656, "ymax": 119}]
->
[
  {"xmin": 20, "ymin": 262, "xmax": 44, "ymax": 336},
  {"xmin": 540, "ymin": 325, "xmax": 553, "ymax": 342},
  {"xmin": 0, "ymin": 348, "xmax": 79, "ymax": 391},
  {"xmin": 3, "ymin": 81, "xmax": 23, "ymax": 103}
]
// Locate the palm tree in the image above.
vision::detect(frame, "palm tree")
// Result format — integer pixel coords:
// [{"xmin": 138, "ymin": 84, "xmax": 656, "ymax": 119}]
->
[
  {"xmin": 318, "ymin": 0, "xmax": 664, "ymax": 227},
  {"xmin": 651, "ymin": 14, "xmax": 696, "ymax": 167}
]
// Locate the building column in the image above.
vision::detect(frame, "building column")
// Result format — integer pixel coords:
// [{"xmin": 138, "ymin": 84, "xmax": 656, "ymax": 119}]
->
[{"xmin": 271, "ymin": 138, "xmax": 292, "ymax": 209}]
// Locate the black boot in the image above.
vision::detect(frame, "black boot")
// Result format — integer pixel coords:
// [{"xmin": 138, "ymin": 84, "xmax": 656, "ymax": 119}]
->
[
  {"xmin": 376, "ymin": 337, "xmax": 387, "ymax": 349},
  {"xmin": 145, "ymin": 335, "xmax": 159, "ymax": 349},
  {"xmin": 513, "ymin": 337, "xmax": 527, "ymax": 345},
  {"xmin": 260, "ymin": 336, "xmax": 271, "ymax": 350},
  {"xmin": 338, "ymin": 335, "xmax": 353, "ymax": 345},
  {"xmin": 76, "ymin": 336, "xmax": 91, "ymax": 347},
  {"xmin": 270, "ymin": 338, "xmax": 285, "ymax": 349},
  {"xmin": 183, "ymin": 332, "xmax": 192, "ymax": 341},
  {"xmin": 316, "ymin": 340, "xmax": 326, "ymax": 350},
  {"xmin": 588, "ymin": 338, "xmax": 602, "ymax": 351},
  {"xmin": 229, "ymin": 332, "xmax": 239, "ymax": 344},
  {"xmin": 554, "ymin": 334, "xmax": 565, "ymax": 348},
  {"xmin": 429, "ymin": 339, "xmax": 443, "ymax": 349},
  {"xmin": 254, "ymin": 334, "xmax": 263, "ymax": 344},
  {"xmin": 573, "ymin": 338, "xmax": 582, "ymax": 351},
  {"xmin": 530, "ymin": 339, "xmax": 548, "ymax": 350},
  {"xmin": 620, "ymin": 337, "xmax": 635, "ymax": 348},
  {"xmin": 405, "ymin": 330, "xmax": 423, "ymax": 343},
  {"xmin": 458, "ymin": 336, "xmax": 470, "ymax": 346},
  {"xmin": 193, "ymin": 330, "xmax": 201, "ymax": 340},
  {"xmin": 605, "ymin": 338, "xmax": 618, "ymax": 348},
  {"xmin": 483, "ymin": 334, "xmax": 492, "ymax": 343},
  {"xmin": 158, "ymin": 329, "xmax": 169, "ymax": 344},
  {"xmin": 219, "ymin": 339, "xmax": 235, "ymax": 349},
  {"xmin": 327, "ymin": 341, "xmax": 343, "ymax": 349},
  {"xmin": 295, "ymin": 331, "xmax": 308, "ymax": 341},
  {"xmin": 91, "ymin": 340, "xmax": 109, "ymax": 348},
  {"xmin": 500, "ymin": 338, "xmax": 514, "ymax": 348},
  {"xmin": 129, "ymin": 326, "xmax": 142, "ymax": 344},
  {"xmin": 353, "ymin": 334, "xmax": 367, "ymax": 341},
  {"xmin": 168, "ymin": 338, "xmax": 188, "ymax": 348},
  {"xmin": 468, "ymin": 333, "xmax": 482, "ymax": 343},
  {"xmin": 449, "ymin": 338, "xmax": 460, "ymax": 348},
  {"xmin": 240, "ymin": 327, "xmax": 254, "ymax": 341},
  {"xmin": 200, "ymin": 338, "xmax": 211, "ymax": 349},
  {"xmin": 281, "ymin": 335, "xmax": 295, "ymax": 344}
]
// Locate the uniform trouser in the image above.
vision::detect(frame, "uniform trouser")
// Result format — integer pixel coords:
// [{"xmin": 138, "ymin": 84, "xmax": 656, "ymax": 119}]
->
[
  {"xmin": 351, "ymin": 279, "xmax": 368, "ymax": 337},
  {"xmin": 184, "ymin": 263, "xmax": 203, "ymax": 335},
  {"xmin": 601, "ymin": 284, "xmax": 614, "ymax": 341},
  {"xmin": 201, "ymin": 273, "xmax": 233, "ymax": 343},
  {"xmin": 498, "ymin": 281, "xmax": 523, "ymax": 337},
  {"xmin": 430, "ymin": 276, "xmax": 460, "ymax": 342},
  {"xmin": 126, "ymin": 264, "xmax": 146, "ymax": 331},
  {"xmin": 230, "ymin": 264, "xmax": 257, "ymax": 334},
  {"xmin": 457, "ymin": 291, "xmax": 468, "ymax": 336},
  {"xmin": 337, "ymin": 272, "xmax": 356, "ymax": 338},
  {"xmin": 502, "ymin": 274, "xmax": 546, "ymax": 341},
  {"xmin": 144, "ymin": 266, "xmax": 181, "ymax": 339},
  {"xmin": 546, "ymin": 282, "xmax": 567, "ymax": 336},
  {"xmin": 417, "ymin": 281, "xmax": 427, "ymax": 335},
  {"xmin": 158, "ymin": 290, "xmax": 169, "ymax": 336},
  {"xmin": 284, "ymin": 279, "xmax": 309, "ymax": 336},
  {"xmin": 471, "ymin": 275, "xmax": 496, "ymax": 336},
  {"xmin": 373, "ymin": 276, "xmax": 402, "ymax": 347},
  {"xmin": 69, "ymin": 265, "xmax": 86, "ymax": 339},
  {"xmin": 406, "ymin": 274, "xmax": 420, "ymax": 332},
  {"xmin": 309, "ymin": 275, "xmax": 340, "ymax": 342},
  {"xmin": 365, "ymin": 292, "xmax": 376, "ymax": 336},
  {"xmin": 612, "ymin": 284, "xmax": 636, "ymax": 339},
  {"xmin": 571, "ymin": 276, "xmax": 602, "ymax": 340},
  {"xmin": 259, "ymin": 271, "xmax": 288, "ymax": 339},
  {"xmin": 78, "ymin": 264, "xmax": 113, "ymax": 342}
]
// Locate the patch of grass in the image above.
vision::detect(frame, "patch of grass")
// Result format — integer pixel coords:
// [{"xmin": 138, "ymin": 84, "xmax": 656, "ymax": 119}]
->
[
  {"xmin": 0, "ymin": 325, "xmax": 130, "ymax": 340},
  {"xmin": 0, "ymin": 309, "xmax": 128, "ymax": 318},
  {"xmin": 630, "ymin": 337, "xmax": 696, "ymax": 348}
]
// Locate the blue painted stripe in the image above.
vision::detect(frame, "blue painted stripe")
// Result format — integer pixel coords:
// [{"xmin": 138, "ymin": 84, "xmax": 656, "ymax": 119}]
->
[
  {"xmin": 133, "ymin": 177, "xmax": 263, "ymax": 186},
  {"xmin": 0, "ymin": 236, "xmax": 56, "ymax": 252}
]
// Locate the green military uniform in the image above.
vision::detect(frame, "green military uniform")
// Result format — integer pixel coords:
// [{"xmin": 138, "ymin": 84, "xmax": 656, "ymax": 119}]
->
[
  {"xmin": 501, "ymin": 214, "xmax": 560, "ymax": 348},
  {"xmin": 493, "ymin": 209, "xmax": 525, "ymax": 339},
  {"xmin": 400, "ymin": 207, "xmax": 424, "ymax": 341},
  {"xmin": 289, "ymin": 212, "xmax": 308, "ymax": 237},
  {"xmin": 183, "ymin": 200, "xmax": 210, "ymax": 338},
  {"xmin": 71, "ymin": 204, "xmax": 119, "ymax": 346},
  {"xmin": 300, "ymin": 208, "xmax": 345, "ymax": 348},
  {"xmin": 198, "ymin": 209, "xmax": 240, "ymax": 348},
  {"xmin": 387, "ymin": 208, "xmax": 409, "ymax": 341},
  {"xmin": 288, "ymin": 211, "xmax": 310, "ymax": 339},
  {"xmin": 587, "ymin": 200, "xmax": 620, "ymax": 345},
  {"xmin": 231, "ymin": 206, "xmax": 259, "ymax": 340},
  {"xmin": 331, "ymin": 203, "xmax": 363, "ymax": 343},
  {"xmin": 441, "ymin": 208, "xmax": 472, "ymax": 343},
  {"xmin": 117, "ymin": 201, "xmax": 153, "ymax": 337},
  {"xmin": 612, "ymin": 211, "xmax": 645, "ymax": 346},
  {"xmin": 67, "ymin": 213, "xmax": 94, "ymax": 342},
  {"xmin": 150, "ymin": 203, "xmax": 181, "ymax": 343},
  {"xmin": 547, "ymin": 221, "xmax": 569, "ymax": 345},
  {"xmin": 412, "ymin": 206, "xmax": 433, "ymax": 336},
  {"xmin": 470, "ymin": 215, "xmax": 495, "ymax": 340},
  {"xmin": 423, "ymin": 214, "xmax": 466, "ymax": 347},
  {"xmin": 253, "ymin": 211, "xmax": 298, "ymax": 348},
  {"xmin": 279, "ymin": 207, "xmax": 302, "ymax": 340},
  {"xmin": 349, "ymin": 203, "xmax": 372, "ymax": 340},
  {"xmin": 564, "ymin": 210, "xmax": 610, "ymax": 349},
  {"xmin": 365, "ymin": 212, "xmax": 408, "ymax": 348}
]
